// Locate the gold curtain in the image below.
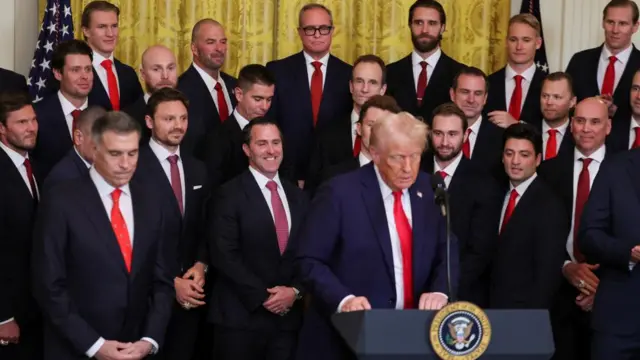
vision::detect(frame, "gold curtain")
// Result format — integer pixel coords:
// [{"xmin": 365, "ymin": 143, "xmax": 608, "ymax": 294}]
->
[{"xmin": 40, "ymin": 0, "xmax": 510, "ymax": 76}]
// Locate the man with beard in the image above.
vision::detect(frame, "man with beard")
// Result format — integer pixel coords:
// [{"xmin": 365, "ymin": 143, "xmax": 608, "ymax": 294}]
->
[
  {"xmin": 32, "ymin": 39, "xmax": 94, "ymax": 178},
  {"xmin": 386, "ymin": 0, "xmax": 465, "ymax": 124},
  {"xmin": 133, "ymin": 88, "xmax": 210, "ymax": 360},
  {"xmin": 178, "ymin": 19, "xmax": 237, "ymax": 160},
  {"xmin": 125, "ymin": 45, "xmax": 179, "ymax": 142},
  {"xmin": 486, "ymin": 14, "xmax": 545, "ymax": 128},
  {"xmin": 421, "ymin": 103, "xmax": 501, "ymax": 306},
  {"xmin": 267, "ymin": 4, "xmax": 352, "ymax": 188},
  {"xmin": 0, "ymin": 92, "xmax": 42, "ymax": 360},
  {"xmin": 607, "ymin": 69, "xmax": 640, "ymax": 153},
  {"xmin": 538, "ymin": 72, "xmax": 577, "ymax": 161}
]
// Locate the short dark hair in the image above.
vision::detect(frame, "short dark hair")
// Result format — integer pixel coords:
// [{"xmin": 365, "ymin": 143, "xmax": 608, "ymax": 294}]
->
[
  {"xmin": 502, "ymin": 122, "xmax": 542, "ymax": 156},
  {"xmin": 358, "ymin": 95, "xmax": 402, "ymax": 123},
  {"xmin": 81, "ymin": 1, "xmax": 120, "ymax": 29},
  {"xmin": 52, "ymin": 40, "xmax": 93, "ymax": 73},
  {"xmin": 452, "ymin": 66, "xmax": 489, "ymax": 93},
  {"xmin": 76, "ymin": 106, "xmax": 107, "ymax": 133},
  {"xmin": 242, "ymin": 117, "xmax": 282, "ymax": 145},
  {"xmin": 92, "ymin": 111, "xmax": 141, "ymax": 145},
  {"xmin": 408, "ymin": 0, "xmax": 446, "ymax": 26},
  {"xmin": 431, "ymin": 102, "xmax": 468, "ymax": 132},
  {"xmin": 237, "ymin": 64, "xmax": 276, "ymax": 92},
  {"xmin": 603, "ymin": 0, "xmax": 639, "ymax": 23},
  {"xmin": 298, "ymin": 3, "xmax": 333, "ymax": 27},
  {"xmin": 543, "ymin": 71, "xmax": 575, "ymax": 96},
  {"xmin": 0, "ymin": 92, "xmax": 33, "ymax": 126},
  {"xmin": 353, "ymin": 54, "xmax": 387, "ymax": 85},
  {"xmin": 146, "ymin": 88, "xmax": 189, "ymax": 118}
]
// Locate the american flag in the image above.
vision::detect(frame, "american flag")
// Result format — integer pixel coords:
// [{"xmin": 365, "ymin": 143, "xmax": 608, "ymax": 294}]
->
[
  {"xmin": 28, "ymin": 0, "xmax": 74, "ymax": 103},
  {"xmin": 520, "ymin": 0, "xmax": 549, "ymax": 73}
]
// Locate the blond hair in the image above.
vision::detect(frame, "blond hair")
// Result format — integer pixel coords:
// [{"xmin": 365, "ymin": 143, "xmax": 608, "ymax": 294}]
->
[
  {"xmin": 509, "ymin": 13, "xmax": 541, "ymax": 37},
  {"xmin": 370, "ymin": 112, "xmax": 428, "ymax": 153}
]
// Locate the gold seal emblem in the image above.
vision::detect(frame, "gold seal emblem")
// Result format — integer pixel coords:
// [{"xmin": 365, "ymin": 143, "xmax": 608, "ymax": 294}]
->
[{"xmin": 429, "ymin": 301, "xmax": 491, "ymax": 359}]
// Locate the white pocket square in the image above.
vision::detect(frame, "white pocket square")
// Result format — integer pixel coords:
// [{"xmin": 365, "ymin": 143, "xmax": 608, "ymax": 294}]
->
[{"xmin": 193, "ymin": 185, "xmax": 203, "ymax": 190}]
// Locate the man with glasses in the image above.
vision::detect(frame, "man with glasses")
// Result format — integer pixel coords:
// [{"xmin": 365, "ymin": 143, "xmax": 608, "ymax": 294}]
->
[{"xmin": 267, "ymin": 3, "xmax": 352, "ymax": 189}]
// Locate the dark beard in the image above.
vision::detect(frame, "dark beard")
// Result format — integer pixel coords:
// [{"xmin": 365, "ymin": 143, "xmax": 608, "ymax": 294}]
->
[
  {"xmin": 435, "ymin": 145, "xmax": 462, "ymax": 162},
  {"xmin": 411, "ymin": 34, "xmax": 440, "ymax": 53}
]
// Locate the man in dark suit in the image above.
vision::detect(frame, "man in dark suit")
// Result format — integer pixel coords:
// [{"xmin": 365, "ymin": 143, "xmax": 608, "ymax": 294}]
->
[
  {"xmin": 0, "ymin": 92, "xmax": 41, "ymax": 359},
  {"xmin": 566, "ymin": 0, "xmax": 640, "ymax": 119},
  {"xmin": 607, "ymin": 68, "xmax": 640, "ymax": 153},
  {"xmin": 209, "ymin": 117, "xmax": 308, "ymax": 360},
  {"xmin": 0, "ymin": 68, "xmax": 28, "ymax": 94},
  {"xmin": 538, "ymin": 72, "xmax": 578, "ymax": 161},
  {"xmin": 44, "ymin": 106, "xmax": 106, "ymax": 192},
  {"xmin": 32, "ymin": 111, "xmax": 174, "ymax": 360},
  {"xmin": 307, "ymin": 55, "xmax": 387, "ymax": 191},
  {"xmin": 422, "ymin": 103, "xmax": 502, "ymax": 307},
  {"xmin": 32, "ymin": 39, "xmax": 93, "ymax": 177},
  {"xmin": 489, "ymin": 123, "xmax": 569, "ymax": 310},
  {"xmin": 81, "ymin": 1, "xmax": 143, "ymax": 110},
  {"xmin": 133, "ymin": 88, "xmax": 209, "ymax": 360},
  {"xmin": 203, "ymin": 64, "xmax": 275, "ymax": 188},
  {"xmin": 386, "ymin": 0, "xmax": 465, "ymax": 124},
  {"xmin": 295, "ymin": 112, "xmax": 459, "ymax": 360},
  {"xmin": 539, "ymin": 98, "xmax": 611, "ymax": 360},
  {"xmin": 178, "ymin": 19, "xmax": 237, "ymax": 160},
  {"xmin": 266, "ymin": 3, "xmax": 352, "ymax": 186},
  {"xmin": 486, "ymin": 14, "xmax": 545, "ymax": 128},
  {"xmin": 125, "ymin": 45, "xmax": 179, "ymax": 142}
]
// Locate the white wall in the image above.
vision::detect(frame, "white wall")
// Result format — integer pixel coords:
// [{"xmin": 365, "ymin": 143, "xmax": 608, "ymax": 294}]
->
[{"xmin": 0, "ymin": 0, "xmax": 38, "ymax": 76}]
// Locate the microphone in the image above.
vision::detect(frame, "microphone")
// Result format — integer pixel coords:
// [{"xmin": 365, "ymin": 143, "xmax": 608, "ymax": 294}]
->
[{"xmin": 429, "ymin": 173, "xmax": 455, "ymax": 303}]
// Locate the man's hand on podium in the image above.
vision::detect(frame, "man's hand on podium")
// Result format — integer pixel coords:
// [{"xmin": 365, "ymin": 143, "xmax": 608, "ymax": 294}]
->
[
  {"xmin": 418, "ymin": 293, "xmax": 447, "ymax": 310},
  {"xmin": 340, "ymin": 297, "xmax": 372, "ymax": 312}
]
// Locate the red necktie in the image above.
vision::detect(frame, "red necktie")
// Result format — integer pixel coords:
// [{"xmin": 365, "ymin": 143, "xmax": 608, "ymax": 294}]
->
[
  {"xmin": 573, "ymin": 158, "xmax": 592, "ymax": 263},
  {"xmin": 601, "ymin": 56, "xmax": 617, "ymax": 96},
  {"xmin": 508, "ymin": 75, "xmax": 523, "ymax": 120},
  {"xmin": 633, "ymin": 127, "xmax": 640, "ymax": 149},
  {"xmin": 462, "ymin": 128, "xmax": 472, "ymax": 158},
  {"xmin": 310, "ymin": 61, "xmax": 323, "ymax": 126},
  {"xmin": 545, "ymin": 129, "xmax": 558, "ymax": 160},
  {"xmin": 392, "ymin": 191, "xmax": 414, "ymax": 309},
  {"xmin": 353, "ymin": 135, "xmax": 362, "ymax": 156},
  {"xmin": 71, "ymin": 109, "xmax": 81, "ymax": 134},
  {"xmin": 500, "ymin": 189, "xmax": 518, "ymax": 234},
  {"xmin": 23, "ymin": 159, "xmax": 38, "ymax": 200},
  {"xmin": 416, "ymin": 61, "xmax": 428, "ymax": 107},
  {"xmin": 111, "ymin": 189, "xmax": 132, "ymax": 273},
  {"xmin": 167, "ymin": 155, "xmax": 184, "ymax": 214},
  {"xmin": 214, "ymin": 82, "xmax": 229, "ymax": 122},
  {"xmin": 266, "ymin": 181, "xmax": 289, "ymax": 254},
  {"xmin": 436, "ymin": 170, "xmax": 447, "ymax": 180},
  {"xmin": 100, "ymin": 59, "xmax": 120, "ymax": 110}
]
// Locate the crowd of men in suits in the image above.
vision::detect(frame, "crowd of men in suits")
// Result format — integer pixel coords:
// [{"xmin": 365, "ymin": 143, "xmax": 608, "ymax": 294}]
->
[{"xmin": 2, "ymin": 0, "xmax": 640, "ymax": 359}]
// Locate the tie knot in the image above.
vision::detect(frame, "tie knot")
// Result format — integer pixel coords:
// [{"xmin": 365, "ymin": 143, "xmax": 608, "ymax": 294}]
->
[
  {"xmin": 465, "ymin": 128, "xmax": 472, "ymax": 136},
  {"xmin": 266, "ymin": 180, "xmax": 278, "ymax": 192},
  {"xmin": 509, "ymin": 189, "xmax": 518, "ymax": 199},
  {"xmin": 581, "ymin": 157, "xmax": 593, "ymax": 167},
  {"xmin": 514, "ymin": 75, "xmax": 523, "ymax": 84},
  {"xmin": 167, "ymin": 154, "xmax": 179, "ymax": 165},
  {"xmin": 100, "ymin": 59, "xmax": 113, "ymax": 70},
  {"xmin": 111, "ymin": 188, "xmax": 122, "ymax": 203},
  {"xmin": 392, "ymin": 190, "xmax": 403, "ymax": 201},
  {"xmin": 436, "ymin": 171, "xmax": 447, "ymax": 180},
  {"xmin": 71, "ymin": 109, "xmax": 82, "ymax": 119},
  {"xmin": 23, "ymin": 158, "xmax": 32, "ymax": 169},
  {"xmin": 609, "ymin": 56, "xmax": 617, "ymax": 64},
  {"xmin": 420, "ymin": 61, "xmax": 428, "ymax": 70},
  {"xmin": 214, "ymin": 82, "xmax": 223, "ymax": 91},
  {"xmin": 548, "ymin": 129, "xmax": 558, "ymax": 136},
  {"xmin": 312, "ymin": 61, "xmax": 322, "ymax": 70}
]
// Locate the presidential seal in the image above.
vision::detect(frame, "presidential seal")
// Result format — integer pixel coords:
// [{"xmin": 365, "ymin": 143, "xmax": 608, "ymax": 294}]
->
[{"xmin": 429, "ymin": 301, "xmax": 491, "ymax": 359}]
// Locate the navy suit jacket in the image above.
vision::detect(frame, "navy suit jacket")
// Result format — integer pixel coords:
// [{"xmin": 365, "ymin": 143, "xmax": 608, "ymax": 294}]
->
[
  {"xmin": 579, "ymin": 149, "xmax": 640, "ymax": 335},
  {"xmin": 31, "ymin": 176, "xmax": 174, "ymax": 359},
  {"xmin": 486, "ymin": 66, "xmax": 545, "ymax": 127},
  {"xmin": 294, "ymin": 164, "xmax": 458, "ymax": 360},
  {"xmin": 32, "ymin": 94, "xmax": 74, "ymax": 177},
  {"xmin": 43, "ymin": 149, "xmax": 89, "ymax": 194},
  {"xmin": 267, "ymin": 52, "xmax": 353, "ymax": 180},
  {"xmin": 89, "ymin": 58, "xmax": 143, "ymax": 111},
  {"xmin": 0, "ymin": 67, "xmax": 28, "ymax": 94}
]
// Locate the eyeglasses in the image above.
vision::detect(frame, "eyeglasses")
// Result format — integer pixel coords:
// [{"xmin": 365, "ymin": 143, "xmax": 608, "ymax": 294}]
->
[{"xmin": 300, "ymin": 26, "xmax": 333, "ymax": 36}]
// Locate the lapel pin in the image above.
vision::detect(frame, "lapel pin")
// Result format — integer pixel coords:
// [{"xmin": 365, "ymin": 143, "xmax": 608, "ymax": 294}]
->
[{"xmin": 417, "ymin": 191, "xmax": 423, "ymax": 198}]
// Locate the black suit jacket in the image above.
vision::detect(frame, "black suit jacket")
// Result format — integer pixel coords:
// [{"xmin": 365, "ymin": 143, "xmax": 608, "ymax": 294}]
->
[
  {"xmin": 306, "ymin": 116, "xmax": 354, "ymax": 192},
  {"xmin": 32, "ymin": 94, "xmax": 73, "ymax": 177},
  {"xmin": 607, "ymin": 110, "xmax": 634, "ymax": 154},
  {"xmin": 267, "ymin": 52, "xmax": 353, "ymax": 180},
  {"xmin": 89, "ymin": 58, "xmax": 143, "ymax": 111},
  {"xmin": 566, "ymin": 44, "xmax": 640, "ymax": 116},
  {"xmin": 177, "ymin": 65, "xmax": 238, "ymax": 160},
  {"xmin": 123, "ymin": 95, "xmax": 151, "ymax": 142},
  {"xmin": 208, "ymin": 170, "xmax": 309, "ymax": 331},
  {"xmin": 203, "ymin": 114, "xmax": 247, "ymax": 188},
  {"xmin": 320, "ymin": 157, "xmax": 360, "ymax": 186},
  {"xmin": 32, "ymin": 175, "xmax": 174, "ymax": 359},
  {"xmin": 470, "ymin": 117, "xmax": 505, "ymax": 181},
  {"xmin": 134, "ymin": 145, "xmax": 209, "ymax": 275},
  {"xmin": 43, "ymin": 149, "xmax": 90, "ymax": 194},
  {"xmin": 490, "ymin": 176, "xmax": 569, "ymax": 309},
  {"xmin": 486, "ymin": 66, "xmax": 545, "ymax": 127},
  {"xmin": 540, "ymin": 121, "xmax": 575, "ymax": 160},
  {"xmin": 0, "ymin": 67, "xmax": 28, "ymax": 94},
  {"xmin": 0, "ymin": 150, "xmax": 40, "ymax": 326},
  {"xmin": 386, "ymin": 52, "xmax": 465, "ymax": 123}
]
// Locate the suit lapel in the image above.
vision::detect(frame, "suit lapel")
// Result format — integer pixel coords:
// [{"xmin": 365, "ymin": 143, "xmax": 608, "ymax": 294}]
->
[
  {"xmin": 558, "ymin": 154, "xmax": 575, "ymax": 214},
  {"xmin": 293, "ymin": 53, "xmax": 314, "ymax": 125},
  {"xmin": 182, "ymin": 157, "xmax": 197, "ymax": 225},
  {"xmin": 90, "ymin": 66, "xmax": 111, "ymax": 109},
  {"xmin": 71, "ymin": 150, "xmax": 89, "ymax": 176},
  {"xmin": 282, "ymin": 181, "xmax": 302, "ymax": 254},
  {"xmin": 493, "ymin": 68, "xmax": 508, "ymax": 109},
  {"xmin": 422, "ymin": 54, "xmax": 449, "ymax": 108},
  {"xmin": 242, "ymin": 172, "xmax": 282, "ymax": 257},
  {"xmin": 522, "ymin": 68, "xmax": 544, "ymax": 116},
  {"xmin": 51, "ymin": 97, "xmax": 73, "ymax": 144},
  {"xmin": 589, "ymin": 46, "xmax": 603, "ymax": 96},
  {"xmin": 614, "ymin": 46, "xmax": 640, "ymax": 99},
  {"xmin": 409, "ymin": 184, "xmax": 428, "ymax": 296},
  {"xmin": 501, "ymin": 178, "xmax": 540, "ymax": 236},
  {"xmin": 0, "ymin": 150, "xmax": 34, "ymax": 204},
  {"xmin": 130, "ymin": 180, "xmax": 154, "ymax": 278}
]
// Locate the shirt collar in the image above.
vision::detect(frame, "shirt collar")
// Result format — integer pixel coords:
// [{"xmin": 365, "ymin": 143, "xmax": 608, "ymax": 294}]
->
[
  {"xmin": 574, "ymin": 144, "xmax": 606, "ymax": 164},
  {"xmin": 144, "ymin": 93, "xmax": 151, "ymax": 104},
  {"xmin": 358, "ymin": 152, "xmax": 372, "ymax": 166},
  {"xmin": 542, "ymin": 118, "xmax": 570, "ymax": 136},
  {"xmin": 509, "ymin": 172, "xmax": 537, "ymax": 195},
  {"xmin": 148, "ymin": 138, "xmax": 180, "ymax": 163},
  {"xmin": 57, "ymin": 90, "xmax": 88, "ymax": 116},
  {"xmin": 303, "ymin": 51, "xmax": 330, "ymax": 69},
  {"xmin": 233, "ymin": 108, "xmax": 250, "ymax": 130},
  {"xmin": 412, "ymin": 48, "xmax": 442, "ymax": 68},
  {"xmin": 468, "ymin": 115, "xmax": 482, "ymax": 134},
  {"xmin": 630, "ymin": 115, "xmax": 640, "ymax": 130},
  {"xmin": 248, "ymin": 165, "xmax": 283, "ymax": 190},
  {"xmin": 434, "ymin": 151, "xmax": 463, "ymax": 176},
  {"xmin": 92, "ymin": 50, "xmax": 115, "ymax": 68},
  {"xmin": 192, "ymin": 62, "xmax": 225, "ymax": 93},
  {"xmin": 373, "ymin": 164, "xmax": 408, "ymax": 199},
  {"xmin": 351, "ymin": 108, "xmax": 359, "ymax": 124},
  {"xmin": 505, "ymin": 62, "xmax": 537, "ymax": 83},
  {"xmin": 602, "ymin": 44, "xmax": 633, "ymax": 64},
  {"xmin": 0, "ymin": 140, "xmax": 28, "ymax": 169},
  {"xmin": 89, "ymin": 166, "xmax": 131, "ymax": 199}
]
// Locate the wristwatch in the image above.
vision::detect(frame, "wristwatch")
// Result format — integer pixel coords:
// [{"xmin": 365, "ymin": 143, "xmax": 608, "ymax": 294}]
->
[{"xmin": 292, "ymin": 287, "xmax": 302, "ymax": 300}]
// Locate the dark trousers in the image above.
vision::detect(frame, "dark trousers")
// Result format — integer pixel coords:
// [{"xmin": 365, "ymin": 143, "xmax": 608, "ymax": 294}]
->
[
  {"xmin": 550, "ymin": 282, "xmax": 591, "ymax": 360},
  {"xmin": 212, "ymin": 326, "xmax": 297, "ymax": 360},
  {"xmin": 155, "ymin": 302, "xmax": 203, "ymax": 360},
  {"xmin": 592, "ymin": 330, "xmax": 640, "ymax": 360}
]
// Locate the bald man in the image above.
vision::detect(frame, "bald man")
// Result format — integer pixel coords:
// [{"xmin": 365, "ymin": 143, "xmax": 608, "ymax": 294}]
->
[
  {"xmin": 295, "ymin": 112, "xmax": 459, "ymax": 360},
  {"xmin": 538, "ymin": 97, "xmax": 611, "ymax": 360}
]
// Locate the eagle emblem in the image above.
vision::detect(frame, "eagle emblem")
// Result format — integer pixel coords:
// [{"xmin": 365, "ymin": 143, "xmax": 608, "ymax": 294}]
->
[
  {"xmin": 446, "ymin": 317, "xmax": 477, "ymax": 350},
  {"xmin": 429, "ymin": 301, "xmax": 491, "ymax": 359}
]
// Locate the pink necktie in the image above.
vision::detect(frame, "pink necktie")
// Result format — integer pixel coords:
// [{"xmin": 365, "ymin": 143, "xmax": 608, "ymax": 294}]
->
[
  {"xmin": 266, "ymin": 180, "xmax": 289, "ymax": 254},
  {"xmin": 167, "ymin": 155, "xmax": 183, "ymax": 214}
]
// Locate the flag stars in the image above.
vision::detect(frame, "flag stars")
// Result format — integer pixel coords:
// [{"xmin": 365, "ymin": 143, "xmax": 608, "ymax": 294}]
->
[
  {"xmin": 36, "ymin": 77, "xmax": 46, "ymax": 90},
  {"xmin": 39, "ymin": 59, "xmax": 50, "ymax": 72},
  {"xmin": 47, "ymin": 22, "xmax": 58, "ymax": 34},
  {"xmin": 49, "ymin": 4, "xmax": 58, "ymax": 16},
  {"xmin": 61, "ymin": 25, "xmax": 70, "ymax": 37},
  {"xmin": 64, "ymin": 5, "xmax": 71, "ymax": 18},
  {"xmin": 43, "ymin": 40, "xmax": 54, "ymax": 53}
]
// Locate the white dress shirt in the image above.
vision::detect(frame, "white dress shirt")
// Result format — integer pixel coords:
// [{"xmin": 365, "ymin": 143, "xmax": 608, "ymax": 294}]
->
[
  {"xmin": 248, "ymin": 166, "xmax": 292, "ymax": 231},
  {"xmin": 499, "ymin": 173, "xmax": 538, "ymax": 231},
  {"xmin": 143, "ymin": 93, "xmax": 151, "ymax": 104},
  {"xmin": 412, "ymin": 48, "xmax": 442, "ymax": 91},
  {"xmin": 0, "ymin": 141, "xmax": 38, "ymax": 198},
  {"xmin": 358, "ymin": 152, "xmax": 372, "ymax": 167},
  {"xmin": 505, "ymin": 63, "xmax": 537, "ymax": 113},
  {"xmin": 628, "ymin": 115, "xmax": 640, "ymax": 149},
  {"xmin": 466, "ymin": 116, "xmax": 483, "ymax": 158},
  {"xmin": 148, "ymin": 138, "xmax": 186, "ymax": 210},
  {"xmin": 192, "ymin": 62, "xmax": 233, "ymax": 118},
  {"xmin": 350, "ymin": 109, "xmax": 359, "ymax": 148},
  {"xmin": 92, "ymin": 51, "xmax": 120, "ymax": 98},
  {"xmin": 434, "ymin": 152, "xmax": 464, "ymax": 188},
  {"xmin": 57, "ymin": 91, "xmax": 88, "ymax": 137},
  {"xmin": 233, "ymin": 108, "xmax": 250, "ymax": 130},
  {"xmin": 303, "ymin": 51, "xmax": 330, "ymax": 89},
  {"xmin": 542, "ymin": 119, "xmax": 569, "ymax": 159},
  {"xmin": 597, "ymin": 45, "xmax": 633, "ymax": 94}
]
